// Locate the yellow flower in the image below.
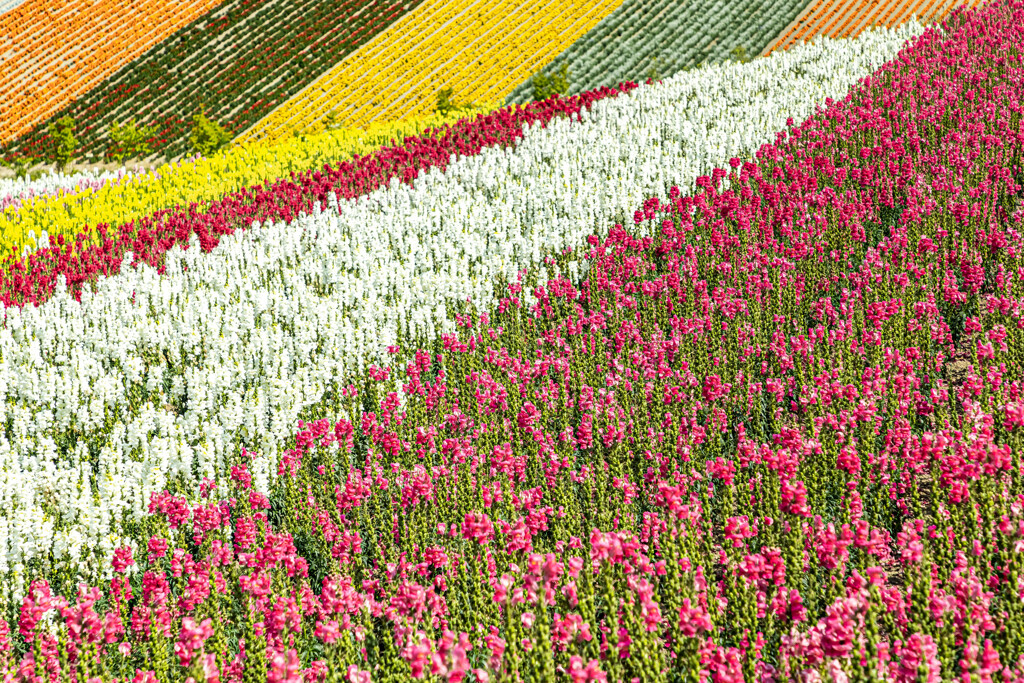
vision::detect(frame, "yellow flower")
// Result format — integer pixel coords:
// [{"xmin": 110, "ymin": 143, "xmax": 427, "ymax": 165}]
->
[{"xmin": 0, "ymin": 105, "xmax": 496, "ymax": 257}]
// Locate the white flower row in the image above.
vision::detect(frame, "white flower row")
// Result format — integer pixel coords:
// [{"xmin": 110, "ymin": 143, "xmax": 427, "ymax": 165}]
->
[{"xmin": 0, "ymin": 21, "xmax": 926, "ymax": 603}]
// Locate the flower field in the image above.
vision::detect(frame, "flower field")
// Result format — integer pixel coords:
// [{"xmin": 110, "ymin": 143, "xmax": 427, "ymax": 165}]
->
[
  {"xmin": 0, "ymin": 0, "xmax": 27, "ymax": 15},
  {"xmin": 2, "ymin": 0, "xmax": 430, "ymax": 163},
  {"xmin": 0, "ymin": 105, "xmax": 496, "ymax": 257},
  {"xmin": 503, "ymin": 0, "xmax": 811, "ymax": 105},
  {"xmin": 0, "ymin": 0, "xmax": 228, "ymax": 144},
  {"xmin": 763, "ymin": 0, "xmax": 984, "ymax": 56},
  {"xmin": 238, "ymin": 0, "xmax": 621, "ymax": 141},
  {"xmin": 2, "ymin": 0, "xmax": 1024, "ymax": 680}
]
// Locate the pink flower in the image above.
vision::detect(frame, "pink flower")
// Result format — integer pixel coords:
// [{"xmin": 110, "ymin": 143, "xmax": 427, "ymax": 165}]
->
[
  {"xmin": 517, "ymin": 402, "xmax": 542, "ymax": 432},
  {"xmin": 147, "ymin": 537, "xmax": 168, "ymax": 563},
  {"xmin": 895, "ymin": 634, "xmax": 941, "ymax": 683},
  {"xmin": 678, "ymin": 598, "xmax": 713, "ymax": 637},
  {"xmin": 780, "ymin": 480, "xmax": 810, "ymax": 517},
  {"xmin": 200, "ymin": 654, "xmax": 221, "ymax": 683},
  {"xmin": 568, "ymin": 656, "xmax": 608, "ymax": 683},
  {"xmin": 230, "ymin": 464, "xmax": 252, "ymax": 490},
  {"xmin": 314, "ymin": 619, "xmax": 341, "ymax": 645},
  {"xmin": 346, "ymin": 666, "xmax": 372, "ymax": 683},
  {"xmin": 702, "ymin": 374, "xmax": 730, "ymax": 402},
  {"xmin": 267, "ymin": 649, "xmax": 302, "ymax": 683},
  {"xmin": 461, "ymin": 512, "xmax": 495, "ymax": 545},
  {"xmin": 174, "ymin": 617, "xmax": 214, "ymax": 667},
  {"xmin": 836, "ymin": 445, "xmax": 860, "ymax": 475},
  {"xmin": 724, "ymin": 516, "xmax": 757, "ymax": 547},
  {"xmin": 112, "ymin": 546, "xmax": 135, "ymax": 573}
]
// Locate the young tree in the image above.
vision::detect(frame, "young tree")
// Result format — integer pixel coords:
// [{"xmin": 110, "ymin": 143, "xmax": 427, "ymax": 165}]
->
[
  {"xmin": 323, "ymin": 109, "xmax": 341, "ymax": 131},
  {"xmin": 531, "ymin": 61, "xmax": 570, "ymax": 102},
  {"xmin": 434, "ymin": 88, "xmax": 478, "ymax": 118},
  {"xmin": 730, "ymin": 46, "xmax": 752, "ymax": 64},
  {"xmin": 188, "ymin": 109, "xmax": 232, "ymax": 157},
  {"xmin": 434, "ymin": 88, "xmax": 457, "ymax": 117},
  {"xmin": 108, "ymin": 119, "xmax": 159, "ymax": 164},
  {"xmin": 47, "ymin": 114, "xmax": 77, "ymax": 172}
]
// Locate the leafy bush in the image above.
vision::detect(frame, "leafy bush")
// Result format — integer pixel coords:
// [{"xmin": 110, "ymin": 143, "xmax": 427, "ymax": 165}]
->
[
  {"xmin": 434, "ymin": 87, "xmax": 477, "ymax": 118},
  {"xmin": 107, "ymin": 119, "xmax": 159, "ymax": 163},
  {"xmin": 531, "ymin": 61, "xmax": 570, "ymax": 102},
  {"xmin": 435, "ymin": 87, "xmax": 457, "ymax": 117},
  {"xmin": 730, "ymin": 45, "xmax": 751, "ymax": 64},
  {"xmin": 46, "ymin": 115, "xmax": 77, "ymax": 172},
  {"xmin": 645, "ymin": 54, "xmax": 668, "ymax": 81},
  {"xmin": 188, "ymin": 110, "xmax": 233, "ymax": 157},
  {"xmin": 323, "ymin": 109, "xmax": 341, "ymax": 131}
]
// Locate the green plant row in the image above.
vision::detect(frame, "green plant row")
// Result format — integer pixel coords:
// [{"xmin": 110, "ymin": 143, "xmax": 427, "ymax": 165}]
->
[
  {"xmin": 507, "ymin": 0, "xmax": 810, "ymax": 104},
  {"xmin": 2, "ymin": 0, "xmax": 424, "ymax": 164}
]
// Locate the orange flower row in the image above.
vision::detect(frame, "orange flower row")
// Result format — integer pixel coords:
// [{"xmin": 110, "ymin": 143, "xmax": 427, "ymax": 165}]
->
[
  {"xmin": 0, "ymin": 0, "xmax": 226, "ymax": 144},
  {"xmin": 763, "ymin": 0, "xmax": 985, "ymax": 56}
]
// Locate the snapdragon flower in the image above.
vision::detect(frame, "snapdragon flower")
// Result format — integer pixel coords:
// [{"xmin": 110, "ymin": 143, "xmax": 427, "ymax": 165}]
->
[{"xmin": 0, "ymin": 22, "xmax": 925, "ymax": 605}]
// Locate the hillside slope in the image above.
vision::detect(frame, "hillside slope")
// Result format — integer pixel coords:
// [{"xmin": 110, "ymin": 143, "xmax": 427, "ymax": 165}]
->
[
  {"xmin": 0, "ymin": 0, "xmax": 227, "ymax": 144},
  {"xmin": 4, "ymin": 0, "xmax": 424, "ymax": 162},
  {"xmin": 763, "ymin": 0, "xmax": 984, "ymax": 54},
  {"xmin": 504, "ymin": 0, "xmax": 810, "ymax": 105},
  {"xmin": 241, "ymin": 0, "xmax": 622, "ymax": 141}
]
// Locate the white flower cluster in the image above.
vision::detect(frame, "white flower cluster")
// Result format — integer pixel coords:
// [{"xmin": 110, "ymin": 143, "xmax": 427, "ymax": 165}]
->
[{"xmin": 0, "ymin": 21, "xmax": 925, "ymax": 603}]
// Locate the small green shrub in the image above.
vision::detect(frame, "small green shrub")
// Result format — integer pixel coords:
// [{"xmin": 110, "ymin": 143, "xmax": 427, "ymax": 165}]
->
[
  {"xmin": 434, "ymin": 88, "xmax": 478, "ymax": 118},
  {"xmin": 531, "ymin": 61, "xmax": 570, "ymax": 102},
  {"xmin": 47, "ymin": 115, "xmax": 77, "ymax": 172},
  {"xmin": 730, "ymin": 45, "xmax": 752, "ymax": 64},
  {"xmin": 645, "ymin": 55, "xmax": 669, "ymax": 81},
  {"xmin": 108, "ymin": 119, "xmax": 159, "ymax": 164},
  {"xmin": 188, "ymin": 109, "xmax": 233, "ymax": 158},
  {"xmin": 323, "ymin": 109, "xmax": 341, "ymax": 131},
  {"xmin": 435, "ymin": 88, "xmax": 456, "ymax": 117}
]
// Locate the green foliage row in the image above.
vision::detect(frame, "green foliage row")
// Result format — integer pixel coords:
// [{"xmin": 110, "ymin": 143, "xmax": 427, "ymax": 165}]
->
[
  {"xmin": 505, "ymin": 0, "xmax": 808, "ymax": 103},
  {"xmin": 2, "ymin": 111, "xmax": 236, "ymax": 172}
]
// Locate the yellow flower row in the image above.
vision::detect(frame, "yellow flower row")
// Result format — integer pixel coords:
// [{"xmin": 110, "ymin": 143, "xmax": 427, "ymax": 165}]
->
[
  {"xmin": 240, "ymin": 0, "xmax": 622, "ymax": 142},
  {"xmin": 0, "ymin": 103, "xmax": 497, "ymax": 256}
]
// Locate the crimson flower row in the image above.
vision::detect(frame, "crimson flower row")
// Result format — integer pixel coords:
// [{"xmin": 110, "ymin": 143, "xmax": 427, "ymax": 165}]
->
[{"xmin": 0, "ymin": 83, "xmax": 636, "ymax": 309}]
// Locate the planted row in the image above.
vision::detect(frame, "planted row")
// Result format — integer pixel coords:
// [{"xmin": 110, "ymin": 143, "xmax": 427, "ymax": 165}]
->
[
  {"xmin": 504, "ymin": 0, "xmax": 808, "ymax": 105},
  {"xmin": 0, "ymin": 0, "xmax": 225, "ymax": 143},
  {"xmin": 241, "ymin": 0, "xmax": 619, "ymax": 140},
  {"xmin": 0, "ymin": 104, "xmax": 495, "ymax": 259},
  {"xmin": 3, "ymin": 0, "xmax": 422, "ymax": 162}
]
